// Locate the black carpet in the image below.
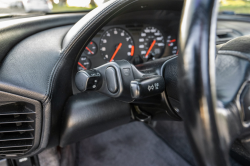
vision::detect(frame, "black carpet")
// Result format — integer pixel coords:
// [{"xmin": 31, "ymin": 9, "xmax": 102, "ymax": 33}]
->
[
  {"xmin": 154, "ymin": 121, "xmax": 242, "ymax": 166},
  {"xmin": 75, "ymin": 122, "xmax": 191, "ymax": 166}
]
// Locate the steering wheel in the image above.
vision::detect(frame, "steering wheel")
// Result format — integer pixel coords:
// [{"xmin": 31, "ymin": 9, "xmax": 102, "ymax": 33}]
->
[
  {"xmin": 68, "ymin": 0, "xmax": 250, "ymax": 165},
  {"xmin": 0, "ymin": 0, "xmax": 249, "ymax": 164},
  {"xmin": 179, "ymin": 0, "xmax": 250, "ymax": 165}
]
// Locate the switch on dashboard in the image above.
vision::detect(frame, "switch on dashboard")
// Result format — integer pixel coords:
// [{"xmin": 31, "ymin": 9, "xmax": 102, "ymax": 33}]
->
[
  {"xmin": 105, "ymin": 67, "xmax": 118, "ymax": 93},
  {"xmin": 130, "ymin": 76, "xmax": 165, "ymax": 99},
  {"xmin": 75, "ymin": 69, "xmax": 102, "ymax": 92},
  {"xmin": 75, "ymin": 60, "xmax": 166, "ymax": 103}
]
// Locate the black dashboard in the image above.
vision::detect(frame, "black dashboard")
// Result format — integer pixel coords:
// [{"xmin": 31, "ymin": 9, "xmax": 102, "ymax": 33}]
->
[
  {"xmin": 76, "ymin": 10, "xmax": 180, "ymax": 71},
  {"xmin": 1, "ymin": 0, "xmax": 250, "ymax": 160}
]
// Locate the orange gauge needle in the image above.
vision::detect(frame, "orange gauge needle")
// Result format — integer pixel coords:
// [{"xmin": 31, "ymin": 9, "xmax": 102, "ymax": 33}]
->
[
  {"xmin": 86, "ymin": 47, "xmax": 94, "ymax": 54},
  {"xmin": 78, "ymin": 62, "xmax": 87, "ymax": 70},
  {"xmin": 169, "ymin": 39, "xmax": 176, "ymax": 43},
  {"xmin": 110, "ymin": 43, "xmax": 122, "ymax": 62},
  {"xmin": 131, "ymin": 45, "xmax": 135, "ymax": 56},
  {"xmin": 145, "ymin": 40, "xmax": 156, "ymax": 58},
  {"xmin": 168, "ymin": 39, "xmax": 176, "ymax": 46}
]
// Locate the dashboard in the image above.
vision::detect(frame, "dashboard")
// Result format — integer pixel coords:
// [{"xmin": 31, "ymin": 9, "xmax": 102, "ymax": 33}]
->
[
  {"xmin": 1, "ymin": 0, "xmax": 250, "ymax": 160},
  {"xmin": 77, "ymin": 10, "xmax": 180, "ymax": 71}
]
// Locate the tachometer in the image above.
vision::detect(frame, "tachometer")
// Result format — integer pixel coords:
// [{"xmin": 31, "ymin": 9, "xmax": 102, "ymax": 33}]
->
[
  {"xmin": 100, "ymin": 28, "xmax": 134, "ymax": 62},
  {"xmin": 138, "ymin": 27, "xmax": 165, "ymax": 61}
]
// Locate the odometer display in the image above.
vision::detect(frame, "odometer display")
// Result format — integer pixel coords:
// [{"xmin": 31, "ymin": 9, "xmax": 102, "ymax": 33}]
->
[{"xmin": 100, "ymin": 28, "xmax": 134, "ymax": 62}]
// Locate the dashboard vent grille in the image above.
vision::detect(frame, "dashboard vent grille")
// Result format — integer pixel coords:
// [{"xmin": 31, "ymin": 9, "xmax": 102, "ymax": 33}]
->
[{"xmin": 0, "ymin": 103, "xmax": 35, "ymax": 157}]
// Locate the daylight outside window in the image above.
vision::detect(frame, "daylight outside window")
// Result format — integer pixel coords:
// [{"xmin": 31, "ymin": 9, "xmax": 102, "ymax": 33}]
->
[
  {"xmin": 0, "ymin": 0, "xmax": 250, "ymax": 16},
  {"xmin": 0, "ymin": 0, "xmax": 110, "ymax": 15},
  {"xmin": 220, "ymin": 0, "xmax": 250, "ymax": 14}
]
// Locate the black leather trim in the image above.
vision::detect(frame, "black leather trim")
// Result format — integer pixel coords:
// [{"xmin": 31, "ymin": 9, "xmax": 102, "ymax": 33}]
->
[
  {"xmin": 62, "ymin": 0, "xmax": 137, "ymax": 49},
  {"xmin": 215, "ymin": 36, "xmax": 250, "ymax": 105},
  {"xmin": 0, "ymin": 25, "xmax": 71, "ymax": 157},
  {"xmin": 0, "ymin": 25, "xmax": 72, "ymax": 101},
  {"xmin": 163, "ymin": 57, "xmax": 178, "ymax": 101},
  {"xmin": 216, "ymin": 55, "xmax": 250, "ymax": 106},
  {"xmin": 220, "ymin": 35, "xmax": 250, "ymax": 54},
  {"xmin": 0, "ymin": 13, "xmax": 84, "ymax": 63},
  {"xmin": 0, "ymin": 13, "xmax": 84, "ymax": 157},
  {"xmin": 60, "ymin": 92, "xmax": 131, "ymax": 147},
  {"xmin": 218, "ymin": 50, "xmax": 250, "ymax": 62},
  {"xmin": 216, "ymin": 53, "xmax": 250, "ymax": 105}
]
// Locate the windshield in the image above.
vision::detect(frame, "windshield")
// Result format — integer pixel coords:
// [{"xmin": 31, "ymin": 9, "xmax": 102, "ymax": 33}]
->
[
  {"xmin": 220, "ymin": 0, "xmax": 250, "ymax": 14},
  {"xmin": 0, "ymin": 0, "xmax": 249, "ymax": 16},
  {"xmin": 0, "ymin": 0, "xmax": 110, "ymax": 16}
]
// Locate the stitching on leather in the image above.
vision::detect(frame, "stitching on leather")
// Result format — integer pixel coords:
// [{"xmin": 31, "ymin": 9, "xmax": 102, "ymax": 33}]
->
[
  {"xmin": 42, "ymin": 0, "xmax": 138, "ymax": 102},
  {"xmin": 218, "ymin": 50, "xmax": 250, "ymax": 63}
]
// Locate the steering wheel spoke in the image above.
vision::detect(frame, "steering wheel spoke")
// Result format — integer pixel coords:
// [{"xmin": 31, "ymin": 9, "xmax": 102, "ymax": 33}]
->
[{"xmin": 216, "ymin": 100, "xmax": 244, "ymax": 149}]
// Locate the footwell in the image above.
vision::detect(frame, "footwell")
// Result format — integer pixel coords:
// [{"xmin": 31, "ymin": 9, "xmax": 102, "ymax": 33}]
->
[{"xmin": 74, "ymin": 122, "xmax": 190, "ymax": 166}]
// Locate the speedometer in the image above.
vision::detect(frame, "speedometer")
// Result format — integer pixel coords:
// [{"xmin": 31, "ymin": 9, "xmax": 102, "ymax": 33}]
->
[
  {"xmin": 138, "ymin": 27, "xmax": 165, "ymax": 61},
  {"xmin": 100, "ymin": 28, "xmax": 134, "ymax": 62}
]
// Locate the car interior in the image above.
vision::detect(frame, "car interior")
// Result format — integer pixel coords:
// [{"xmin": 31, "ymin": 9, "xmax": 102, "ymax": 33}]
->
[{"xmin": 1, "ymin": 0, "xmax": 250, "ymax": 165}]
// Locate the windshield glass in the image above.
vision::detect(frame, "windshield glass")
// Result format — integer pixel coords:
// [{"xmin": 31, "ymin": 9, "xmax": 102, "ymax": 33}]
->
[
  {"xmin": 0, "ymin": 0, "xmax": 250, "ymax": 16},
  {"xmin": 0, "ymin": 0, "xmax": 110, "ymax": 16},
  {"xmin": 220, "ymin": 0, "xmax": 250, "ymax": 14}
]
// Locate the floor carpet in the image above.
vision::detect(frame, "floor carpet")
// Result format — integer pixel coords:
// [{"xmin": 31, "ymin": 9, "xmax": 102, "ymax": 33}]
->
[{"xmin": 75, "ymin": 121, "xmax": 191, "ymax": 166}]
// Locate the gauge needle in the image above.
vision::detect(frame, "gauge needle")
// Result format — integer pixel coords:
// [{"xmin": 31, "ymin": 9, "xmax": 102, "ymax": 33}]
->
[
  {"xmin": 86, "ymin": 47, "xmax": 94, "ymax": 54},
  {"xmin": 131, "ymin": 45, "xmax": 135, "ymax": 56},
  {"xmin": 169, "ymin": 39, "xmax": 176, "ymax": 43},
  {"xmin": 110, "ymin": 43, "xmax": 122, "ymax": 62},
  {"xmin": 145, "ymin": 40, "xmax": 156, "ymax": 58},
  {"xmin": 168, "ymin": 39, "xmax": 176, "ymax": 46},
  {"xmin": 78, "ymin": 62, "xmax": 87, "ymax": 70}
]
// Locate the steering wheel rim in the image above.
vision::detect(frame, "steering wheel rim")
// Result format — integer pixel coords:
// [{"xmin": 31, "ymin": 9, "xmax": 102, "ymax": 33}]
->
[
  {"xmin": 178, "ymin": 0, "xmax": 250, "ymax": 164},
  {"xmin": 178, "ymin": 0, "xmax": 230, "ymax": 165}
]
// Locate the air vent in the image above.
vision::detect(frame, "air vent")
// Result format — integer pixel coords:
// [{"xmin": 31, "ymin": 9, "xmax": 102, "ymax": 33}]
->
[
  {"xmin": 0, "ymin": 103, "xmax": 36, "ymax": 157},
  {"xmin": 216, "ymin": 29, "xmax": 241, "ymax": 45}
]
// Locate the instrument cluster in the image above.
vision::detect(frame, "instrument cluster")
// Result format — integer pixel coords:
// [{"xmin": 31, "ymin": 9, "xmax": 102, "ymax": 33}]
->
[{"xmin": 77, "ymin": 24, "xmax": 178, "ymax": 71}]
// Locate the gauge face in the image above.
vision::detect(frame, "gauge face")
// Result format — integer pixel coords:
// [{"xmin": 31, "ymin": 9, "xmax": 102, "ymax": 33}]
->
[
  {"xmin": 138, "ymin": 27, "xmax": 165, "ymax": 61},
  {"xmin": 84, "ymin": 41, "xmax": 98, "ymax": 55},
  {"xmin": 166, "ymin": 35, "xmax": 178, "ymax": 55},
  {"xmin": 100, "ymin": 28, "xmax": 134, "ymax": 62},
  {"xmin": 77, "ymin": 56, "xmax": 91, "ymax": 71}
]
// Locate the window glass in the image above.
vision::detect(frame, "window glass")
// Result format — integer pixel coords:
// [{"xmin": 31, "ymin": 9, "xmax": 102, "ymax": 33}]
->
[{"xmin": 220, "ymin": 0, "xmax": 250, "ymax": 14}]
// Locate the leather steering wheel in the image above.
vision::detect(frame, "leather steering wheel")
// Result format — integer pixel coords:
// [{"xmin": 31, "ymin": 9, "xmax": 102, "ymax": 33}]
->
[{"xmin": 179, "ymin": 0, "xmax": 250, "ymax": 165}]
